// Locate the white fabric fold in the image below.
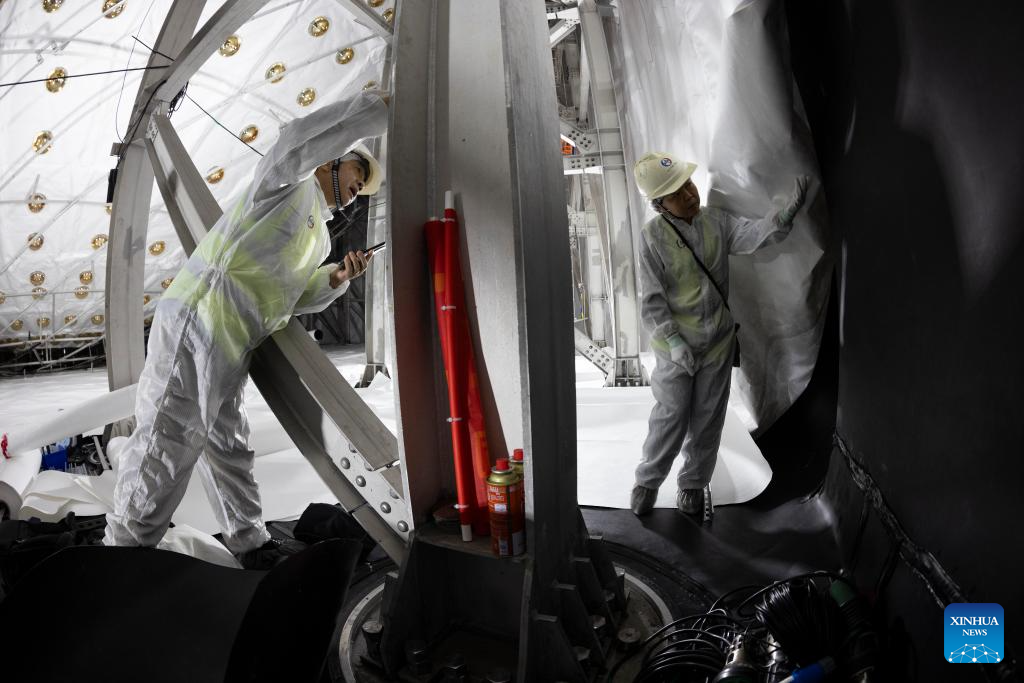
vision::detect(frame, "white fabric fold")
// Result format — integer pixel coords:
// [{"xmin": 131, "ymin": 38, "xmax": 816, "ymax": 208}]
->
[{"xmin": 613, "ymin": 0, "xmax": 832, "ymax": 432}]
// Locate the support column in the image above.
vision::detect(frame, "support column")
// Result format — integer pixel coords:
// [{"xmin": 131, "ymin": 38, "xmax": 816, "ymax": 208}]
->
[
  {"xmin": 386, "ymin": 0, "xmax": 447, "ymax": 523},
  {"xmin": 496, "ymin": 0, "xmax": 581, "ymax": 624},
  {"xmin": 577, "ymin": 0, "xmax": 647, "ymax": 387},
  {"xmin": 360, "ymin": 39, "xmax": 394, "ymax": 387},
  {"xmin": 375, "ymin": 3, "xmax": 626, "ymax": 681},
  {"xmin": 104, "ymin": 0, "xmax": 207, "ymax": 435},
  {"xmin": 106, "ymin": 0, "xmax": 275, "ymax": 437}
]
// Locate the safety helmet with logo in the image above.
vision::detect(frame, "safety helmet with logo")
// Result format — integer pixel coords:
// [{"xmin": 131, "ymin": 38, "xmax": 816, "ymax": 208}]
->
[
  {"xmin": 633, "ymin": 152, "xmax": 697, "ymax": 199},
  {"xmin": 349, "ymin": 143, "xmax": 384, "ymax": 195},
  {"xmin": 329, "ymin": 143, "xmax": 385, "ymax": 216}
]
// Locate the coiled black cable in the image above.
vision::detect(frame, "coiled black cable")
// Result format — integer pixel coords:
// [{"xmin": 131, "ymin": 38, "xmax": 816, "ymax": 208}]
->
[
  {"xmin": 753, "ymin": 579, "xmax": 845, "ymax": 667},
  {"xmin": 614, "ymin": 571, "xmax": 857, "ymax": 682}
]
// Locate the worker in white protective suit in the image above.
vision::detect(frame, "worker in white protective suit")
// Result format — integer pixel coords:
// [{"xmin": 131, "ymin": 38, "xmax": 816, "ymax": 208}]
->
[
  {"xmin": 630, "ymin": 152, "xmax": 809, "ymax": 517},
  {"xmin": 103, "ymin": 89, "xmax": 389, "ymax": 568}
]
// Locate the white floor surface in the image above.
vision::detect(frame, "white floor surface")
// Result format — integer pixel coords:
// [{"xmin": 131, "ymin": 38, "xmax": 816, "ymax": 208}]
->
[{"xmin": 0, "ymin": 346, "xmax": 771, "ymax": 537}]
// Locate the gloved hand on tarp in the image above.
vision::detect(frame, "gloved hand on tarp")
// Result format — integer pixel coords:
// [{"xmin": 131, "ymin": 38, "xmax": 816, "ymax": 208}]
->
[{"xmin": 773, "ymin": 175, "xmax": 811, "ymax": 228}]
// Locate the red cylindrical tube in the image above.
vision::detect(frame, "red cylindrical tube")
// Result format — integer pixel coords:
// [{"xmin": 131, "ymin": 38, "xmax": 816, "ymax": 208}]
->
[
  {"xmin": 426, "ymin": 218, "xmax": 475, "ymax": 540},
  {"xmin": 443, "ymin": 203, "xmax": 491, "ymax": 536}
]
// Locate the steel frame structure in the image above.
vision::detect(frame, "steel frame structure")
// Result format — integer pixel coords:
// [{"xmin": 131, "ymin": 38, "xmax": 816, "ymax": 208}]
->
[
  {"xmin": 358, "ymin": 23, "xmax": 394, "ymax": 388},
  {"xmin": 145, "ymin": 110, "xmax": 408, "ymax": 561},
  {"xmin": 575, "ymin": 0, "xmax": 646, "ymax": 387},
  {"xmin": 105, "ymin": 1, "xmax": 627, "ymax": 678},
  {"xmin": 103, "ymin": 0, "xmax": 211, "ymax": 436},
  {"xmin": 551, "ymin": 2, "xmax": 647, "ymax": 387}
]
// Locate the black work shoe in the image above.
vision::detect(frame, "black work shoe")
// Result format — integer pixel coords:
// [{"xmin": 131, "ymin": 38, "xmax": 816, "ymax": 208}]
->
[
  {"xmin": 236, "ymin": 537, "xmax": 307, "ymax": 570},
  {"xmin": 676, "ymin": 488, "xmax": 703, "ymax": 516},
  {"xmin": 630, "ymin": 486, "xmax": 658, "ymax": 516}
]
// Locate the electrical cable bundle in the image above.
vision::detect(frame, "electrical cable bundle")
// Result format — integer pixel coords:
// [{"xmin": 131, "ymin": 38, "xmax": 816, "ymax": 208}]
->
[
  {"xmin": 632, "ymin": 613, "xmax": 734, "ymax": 682},
  {"xmin": 606, "ymin": 571, "xmax": 879, "ymax": 683},
  {"xmin": 752, "ymin": 579, "xmax": 845, "ymax": 667}
]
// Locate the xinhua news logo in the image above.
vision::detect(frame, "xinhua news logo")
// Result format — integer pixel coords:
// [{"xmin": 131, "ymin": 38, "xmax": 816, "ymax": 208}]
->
[{"xmin": 945, "ymin": 603, "xmax": 1003, "ymax": 664}]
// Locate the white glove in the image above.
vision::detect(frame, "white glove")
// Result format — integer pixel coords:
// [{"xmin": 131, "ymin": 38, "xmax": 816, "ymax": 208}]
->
[
  {"xmin": 667, "ymin": 334, "xmax": 695, "ymax": 374},
  {"xmin": 774, "ymin": 175, "xmax": 811, "ymax": 227}
]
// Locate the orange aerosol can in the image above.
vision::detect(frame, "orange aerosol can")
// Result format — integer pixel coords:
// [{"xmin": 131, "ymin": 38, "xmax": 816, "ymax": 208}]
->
[
  {"xmin": 487, "ymin": 458, "xmax": 525, "ymax": 557},
  {"xmin": 510, "ymin": 448, "xmax": 526, "ymax": 515},
  {"xmin": 510, "ymin": 448, "xmax": 524, "ymax": 479}
]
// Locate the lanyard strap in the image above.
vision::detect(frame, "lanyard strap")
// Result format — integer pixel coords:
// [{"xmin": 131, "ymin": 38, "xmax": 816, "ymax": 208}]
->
[{"xmin": 660, "ymin": 216, "xmax": 731, "ymax": 311}]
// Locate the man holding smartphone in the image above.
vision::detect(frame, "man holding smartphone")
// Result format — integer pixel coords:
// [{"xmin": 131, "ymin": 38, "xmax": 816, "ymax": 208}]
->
[{"xmin": 104, "ymin": 89, "xmax": 389, "ymax": 569}]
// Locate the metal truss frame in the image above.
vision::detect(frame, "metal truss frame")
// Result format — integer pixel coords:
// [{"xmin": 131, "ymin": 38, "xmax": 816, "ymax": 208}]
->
[
  {"xmin": 103, "ymin": 0, "xmax": 210, "ymax": 436},
  {"xmin": 106, "ymin": 2, "xmax": 626, "ymax": 677},
  {"xmin": 106, "ymin": 0, "xmax": 406, "ymax": 559},
  {"xmin": 372, "ymin": 3, "xmax": 626, "ymax": 681},
  {"xmin": 575, "ymin": 0, "xmax": 647, "ymax": 387},
  {"xmin": 359, "ymin": 21, "xmax": 394, "ymax": 388}
]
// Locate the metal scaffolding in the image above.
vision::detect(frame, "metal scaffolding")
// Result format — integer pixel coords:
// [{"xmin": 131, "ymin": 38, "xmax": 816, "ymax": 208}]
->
[{"xmin": 552, "ymin": 0, "xmax": 648, "ymax": 387}]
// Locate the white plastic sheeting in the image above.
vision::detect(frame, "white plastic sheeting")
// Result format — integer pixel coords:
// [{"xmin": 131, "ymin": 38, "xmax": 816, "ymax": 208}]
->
[
  {"xmin": 0, "ymin": 347, "xmax": 770, "ymax": 535},
  {"xmin": 0, "ymin": 0, "xmax": 387, "ymax": 342},
  {"xmin": 611, "ymin": 0, "xmax": 831, "ymax": 432},
  {"xmin": 0, "ymin": 449, "xmax": 39, "ymax": 518},
  {"xmin": 576, "ymin": 352, "xmax": 771, "ymax": 508}
]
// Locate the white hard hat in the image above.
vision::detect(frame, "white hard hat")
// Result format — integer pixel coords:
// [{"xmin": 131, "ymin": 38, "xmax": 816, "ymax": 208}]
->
[
  {"xmin": 350, "ymin": 144, "xmax": 384, "ymax": 195},
  {"xmin": 633, "ymin": 152, "xmax": 697, "ymax": 199}
]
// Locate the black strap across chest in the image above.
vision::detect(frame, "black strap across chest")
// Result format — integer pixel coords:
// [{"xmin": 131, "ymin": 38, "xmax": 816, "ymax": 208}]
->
[{"xmin": 660, "ymin": 215, "xmax": 731, "ymax": 311}]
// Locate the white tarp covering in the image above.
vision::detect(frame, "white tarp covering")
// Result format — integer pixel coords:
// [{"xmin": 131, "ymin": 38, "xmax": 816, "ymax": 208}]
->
[
  {"xmin": 611, "ymin": 0, "xmax": 831, "ymax": 433},
  {"xmin": 0, "ymin": 347, "xmax": 770, "ymax": 529},
  {"xmin": 0, "ymin": 0, "xmax": 386, "ymax": 344}
]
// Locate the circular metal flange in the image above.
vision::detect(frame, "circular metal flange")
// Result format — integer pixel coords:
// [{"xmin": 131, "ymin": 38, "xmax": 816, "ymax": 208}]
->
[{"xmin": 334, "ymin": 564, "xmax": 675, "ymax": 682}]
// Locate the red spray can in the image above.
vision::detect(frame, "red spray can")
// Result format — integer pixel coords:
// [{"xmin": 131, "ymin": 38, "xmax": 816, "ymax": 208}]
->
[
  {"xmin": 487, "ymin": 458, "xmax": 525, "ymax": 557},
  {"xmin": 510, "ymin": 448, "xmax": 526, "ymax": 514}
]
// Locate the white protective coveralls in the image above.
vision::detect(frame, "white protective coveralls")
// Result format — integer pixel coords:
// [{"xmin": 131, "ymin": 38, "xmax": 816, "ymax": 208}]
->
[
  {"xmin": 635, "ymin": 205, "xmax": 795, "ymax": 492},
  {"xmin": 104, "ymin": 90, "xmax": 387, "ymax": 552}
]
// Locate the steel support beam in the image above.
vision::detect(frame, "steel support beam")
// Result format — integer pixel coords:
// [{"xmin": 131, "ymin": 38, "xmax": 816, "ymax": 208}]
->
[
  {"xmin": 445, "ymin": 0, "xmax": 582, "ymax": 579},
  {"xmin": 104, "ymin": 0, "xmax": 207, "ymax": 436},
  {"xmin": 144, "ymin": 116, "xmax": 217, "ymax": 255},
  {"xmin": 576, "ymin": 34, "xmax": 591, "ymax": 127},
  {"xmin": 153, "ymin": 0, "xmax": 274, "ymax": 103},
  {"xmin": 371, "ymin": 2, "xmax": 609, "ymax": 680},
  {"xmin": 373, "ymin": 1, "xmax": 609, "ymax": 679},
  {"xmin": 573, "ymin": 327, "xmax": 615, "ymax": 380},
  {"xmin": 577, "ymin": 0, "xmax": 646, "ymax": 387},
  {"xmin": 359, "ymin": 165, "xmax": 390, "ymax": 386},
  {"xmin": 497, "ymin": 1, "xmax": 585, "ymax": 676},
  {"xmin": 385, "ymin": 0, "xmax": 447, "ymax": 523},
  {"xmin": 566, "ymin": 174, "xmax": 612, "ymax": 371},
  {"xmin": 549, "ymin": 13, "xmax": 579, "ymax": 48},
  {"xmin": 360, "ymin": 36, "xmax": 395, "ymax": 387},
  {"xmin": 146, "ymin": 114, "xmax": 409, "ymax": 562},
  {"xmin": 566, "ymin": 207, "xmax": 598, "ymax": 236},
  {"xmin": 559, "ymin": 117, "xmax": 595, "ymax": 152},
  {"xmin": 583, "ymin": 211, "xmax": 610, "ymax": 345},
  {"xmin": 568, "ymin": 173, "xmax": 610, "ymax": 350}
]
